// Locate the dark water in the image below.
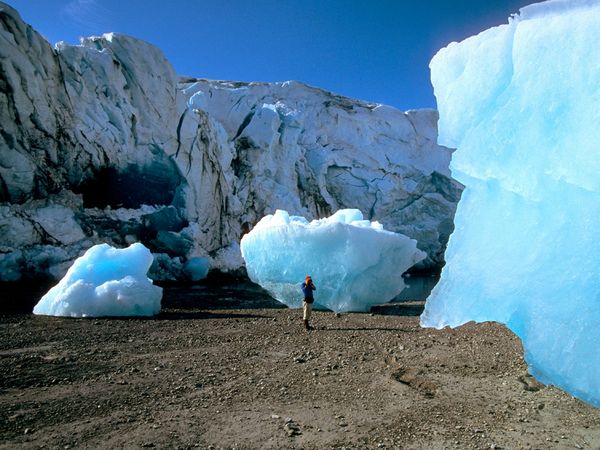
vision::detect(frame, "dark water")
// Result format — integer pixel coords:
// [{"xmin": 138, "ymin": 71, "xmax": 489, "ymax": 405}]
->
[{"xmin": 0, "ymin": 275, "xmax": 439, "ymax": 316}]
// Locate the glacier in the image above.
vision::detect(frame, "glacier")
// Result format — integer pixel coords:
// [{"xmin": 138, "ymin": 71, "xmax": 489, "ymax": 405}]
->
[
  {"xmin": 240, "ymin": 209, "xmax": 426, "ymax": 313},
  {"xmin": 421, "ymin": 0, "xmax": 600, "ymax": 407},
  {"xmin": 0, "ymin": 1, "xmax": 462, "ymax": 285},
  {"xmin": 33, "ymin": 243, "xmax": 162, "ymax": 317},
  {"xmin": 183, "ymin": 256, "xmax": 210, "ymax": 281}
]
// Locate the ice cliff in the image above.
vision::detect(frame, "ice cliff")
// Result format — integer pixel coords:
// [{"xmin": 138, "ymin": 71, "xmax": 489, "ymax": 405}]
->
[
  {"xmin": 0, "ymin": 2, "xmax": 461, "ymax": 282},
  {"xmin": 421, "ymin": 0, "xmax": 600, "ymax": 408}
]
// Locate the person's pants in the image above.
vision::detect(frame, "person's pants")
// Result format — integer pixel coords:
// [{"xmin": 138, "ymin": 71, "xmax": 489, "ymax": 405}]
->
[{"xmin": 303, "ymin": 301, "xmax": 313, "ymax": 320}]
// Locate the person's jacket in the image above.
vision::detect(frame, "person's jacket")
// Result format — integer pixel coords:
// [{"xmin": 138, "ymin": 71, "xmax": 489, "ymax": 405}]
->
[{"xmin": 301, "ymin": 281, "xmax": 316, "ymax": 302}]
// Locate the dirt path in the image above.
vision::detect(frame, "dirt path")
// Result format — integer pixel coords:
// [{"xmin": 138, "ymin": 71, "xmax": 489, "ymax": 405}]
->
[{"xmin": 1, "ymin": 282, "xmax": 600, "ymax": 449}]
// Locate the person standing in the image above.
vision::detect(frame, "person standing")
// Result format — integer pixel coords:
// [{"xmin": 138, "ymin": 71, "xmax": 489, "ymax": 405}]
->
[{"xmin": 301, "ymin": 275, "xmax": 316, "ymax": 331}]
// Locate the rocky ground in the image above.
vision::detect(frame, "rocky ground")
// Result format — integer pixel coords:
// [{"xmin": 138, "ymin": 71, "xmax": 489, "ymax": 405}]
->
[{"xmin": 1, "ymin": 280, "xmax": 600, "ymax": 450}]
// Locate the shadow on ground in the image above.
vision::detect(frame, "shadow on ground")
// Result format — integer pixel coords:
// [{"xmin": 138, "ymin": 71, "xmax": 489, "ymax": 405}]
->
[
  {"xmin": 161, "ymin": 281, "xmax": 286, "ymax": 311},
  {"xmin": 370, "ymin": 301, "xmax": 425, "ymax": 317},
  {"xmin": 1, "ymin": 279, "xmax": 426, "ymax": 319},
  {"xmin": 0, "ymin": 282, "xmax": 53, "ymax": 314}
]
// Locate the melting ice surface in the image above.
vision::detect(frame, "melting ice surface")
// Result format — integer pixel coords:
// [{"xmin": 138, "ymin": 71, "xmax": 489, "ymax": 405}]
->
[
  {"xmin": 33, "ymin": 243, "xmax": 162, "ymax": 317},
  {"xmin": 240, "ymin": 209, "xmax": 426, "ymax": 313},
  {"xmin": 421, "ymin": 0, "xmax": 600, "ymax": 407}
]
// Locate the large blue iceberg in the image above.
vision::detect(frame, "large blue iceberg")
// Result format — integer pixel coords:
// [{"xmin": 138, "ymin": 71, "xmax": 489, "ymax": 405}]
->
[
  {"xmin": 33, "ymin": 243, "xmax": 162, "ymax": 317},
  {"xmin": 241, "ymin": 209, "xmax": 426, "ymax": 312},
  {"xmin": 421, "ymin": 0, "xmax": 600, "ymax": 407}
]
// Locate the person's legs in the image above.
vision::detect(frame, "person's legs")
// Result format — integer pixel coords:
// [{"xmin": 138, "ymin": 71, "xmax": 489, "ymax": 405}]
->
[
  {"xmin": 303, "ymin": 302, "xmax": 312, "ymax": 320},
  {"xmin": 303, "ymin": 301, "xmax": 313, "ymax": 330}
]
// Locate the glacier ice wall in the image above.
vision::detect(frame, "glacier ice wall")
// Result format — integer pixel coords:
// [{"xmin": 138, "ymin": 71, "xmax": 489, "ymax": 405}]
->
[
  {"xmin": 180, "ymin": 79, "xmax": 461, "ymax": 271},
  {"xmin": 0, "ymin": 0, "xmax": 462, "ymax": 283},
  {"xmin": 241, "ymin": 209, "xmax": 425, "ymax": 313},
  {"xmin": 421, "ymin": 0, "xmax": 600, "ymax": 407}
]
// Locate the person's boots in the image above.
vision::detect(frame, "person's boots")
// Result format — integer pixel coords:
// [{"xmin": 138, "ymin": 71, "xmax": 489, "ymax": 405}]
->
[{"xmin": 303, "ymin": 319, "xmax": 312, "ymax": 330}]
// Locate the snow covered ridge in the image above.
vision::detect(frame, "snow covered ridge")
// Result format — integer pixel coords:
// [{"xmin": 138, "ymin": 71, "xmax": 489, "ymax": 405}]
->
[
  {"xmin": 0, "ymin": 1, "xmax": 461, "ymax": 282},
  {"xmin": 241, "ymin": 209, "xmax": 426, "ymax": 313},
  {"xmin": 422, "ymin": 1, "xmax": 600, "ymax": 408}
]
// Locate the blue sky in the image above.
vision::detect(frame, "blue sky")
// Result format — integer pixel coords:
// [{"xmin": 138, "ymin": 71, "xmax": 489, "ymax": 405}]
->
[{"xmin": 6, "ymin": 0, "xmax": 532, "ymax": 110}]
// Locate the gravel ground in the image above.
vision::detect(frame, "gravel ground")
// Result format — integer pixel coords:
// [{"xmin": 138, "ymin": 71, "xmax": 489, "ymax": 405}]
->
[{"xmin": 1, "ymin": 281, "xmax": 600, "ymax": 449}]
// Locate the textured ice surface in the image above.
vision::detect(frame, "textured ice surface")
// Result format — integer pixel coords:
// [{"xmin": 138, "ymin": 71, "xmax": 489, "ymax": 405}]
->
[
  {"xmin": 241, "ymin": 209, "xmax": 426, "ymax": 312},
  {"xmin": 421, "ymin": 0, "xmax": 600, "ymax": 407},
  {"xmin": 184, "ymin": 256, "xmax": 210, "ymax": 281},
  {"xmin": 33, "ymin": 243, "xmax": 162, "ymax": 317}
]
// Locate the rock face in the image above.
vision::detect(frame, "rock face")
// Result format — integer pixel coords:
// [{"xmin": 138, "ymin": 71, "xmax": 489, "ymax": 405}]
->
[{"xmin": 0, "ymin": 2, "xmax": 462, "ymax": 282}]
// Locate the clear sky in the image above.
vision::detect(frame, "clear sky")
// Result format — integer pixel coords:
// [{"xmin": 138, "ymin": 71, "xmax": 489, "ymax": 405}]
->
[{"xmin": 5, "ymin": 0, "xmax": 532, "ymax": 110}]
